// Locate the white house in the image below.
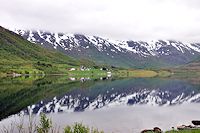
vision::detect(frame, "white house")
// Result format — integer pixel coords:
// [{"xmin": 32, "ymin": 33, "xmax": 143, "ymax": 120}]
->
[{"xmin": 69, "ymin": 68, "xmax": 76, "ymax": 71}]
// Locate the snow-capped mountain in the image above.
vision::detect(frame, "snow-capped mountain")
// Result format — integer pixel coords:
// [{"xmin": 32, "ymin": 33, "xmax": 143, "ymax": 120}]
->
[{"xmin": 13, "ymin": 29, "xmax": 200, "ymax": 68}]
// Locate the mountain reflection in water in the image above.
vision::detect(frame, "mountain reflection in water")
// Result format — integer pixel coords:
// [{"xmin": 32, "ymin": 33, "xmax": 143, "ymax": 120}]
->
[
  {"xmin": 1, "ymin": 76, "xmax": 200, "ymax": 133},
  {"xmin": 21, "ymin": 77, "xmax": 200, "ymax": 115}
]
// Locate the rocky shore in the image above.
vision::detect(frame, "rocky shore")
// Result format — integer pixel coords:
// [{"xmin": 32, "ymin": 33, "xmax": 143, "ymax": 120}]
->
[{"xmin": 141, "ymin": 120, "xmax": 200, "ymax": 133}]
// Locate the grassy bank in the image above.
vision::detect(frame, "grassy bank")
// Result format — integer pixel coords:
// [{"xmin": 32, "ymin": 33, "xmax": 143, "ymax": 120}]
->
[
  {"xmin": 0, "ymin": 62, "xmax": 173, "ymax": 79},
  {"xmin": 112, "ymin": 69, "xmax": 171, "ymax": 78}
]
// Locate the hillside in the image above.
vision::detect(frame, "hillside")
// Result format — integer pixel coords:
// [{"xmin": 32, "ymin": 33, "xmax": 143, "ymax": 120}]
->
[
  {"xmin": 0, "ymin": 26, "xmax": 95, "ymax": 75},
  {"xmin": 169, "ymin": 56, "xmax": 200, "ymax": 84},
  {"xmin": 13, "ymin": 29, "xmax": 200, "ymax": 68},
  {"xmin": 176, "ymin": 56, "xmax": 200, "ymax": 70}
]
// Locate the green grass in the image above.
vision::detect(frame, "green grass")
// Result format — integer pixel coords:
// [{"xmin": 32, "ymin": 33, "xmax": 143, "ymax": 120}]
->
[
  {"xmin": 67, "ymin": 69, "xmax": 107, "ymax": 77},
  {"xmin": 157, "ymin": 70, "xmax": 172, "ymax": 77},
  {"xmin": 67, "ymin": 69, "xmax": 172, "ymax": 78},
  {"xmin": 128, "ymin": 70, "xmax": 158, "ymax": 77},
  {"xmin": 112, "ymin": 69, "xmax": 171, "ymax": 78}
]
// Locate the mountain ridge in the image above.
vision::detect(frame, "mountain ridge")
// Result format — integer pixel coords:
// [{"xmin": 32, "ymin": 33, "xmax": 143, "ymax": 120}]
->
[{"xmin": 13, "ymin": 29, "xmax": 200, "ymax": 68}]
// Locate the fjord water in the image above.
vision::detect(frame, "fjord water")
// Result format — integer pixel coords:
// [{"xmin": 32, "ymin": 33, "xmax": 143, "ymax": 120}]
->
[{"xmin": 0, "ymin": 76, "xmax": 200, "ymax": 132}]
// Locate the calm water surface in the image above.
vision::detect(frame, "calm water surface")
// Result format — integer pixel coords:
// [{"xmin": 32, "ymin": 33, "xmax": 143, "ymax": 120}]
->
[{"xmin": 0, "ymin": 76, "xmax": 200, "ymax": 132}]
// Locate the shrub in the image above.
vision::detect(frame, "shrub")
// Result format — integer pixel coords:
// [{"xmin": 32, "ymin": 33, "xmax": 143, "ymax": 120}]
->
[
  {"xmin": 64, "ymin": 123, "xmax": 104, "ymax": 133},
  {"xmin": 37, "ymin": 113, "xmax": 52, "ymax": 133}
]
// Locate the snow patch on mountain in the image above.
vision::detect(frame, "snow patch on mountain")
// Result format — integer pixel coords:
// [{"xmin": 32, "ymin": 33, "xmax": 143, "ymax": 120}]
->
[{"xmin": 12, "ymin": 29, "xmax": 200, "ymax": 60}]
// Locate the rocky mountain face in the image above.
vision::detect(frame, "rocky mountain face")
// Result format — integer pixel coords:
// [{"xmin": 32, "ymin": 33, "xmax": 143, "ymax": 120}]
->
[{"xmin": 13, "ymin": 29, "xmax": 200, "ymax": 68}]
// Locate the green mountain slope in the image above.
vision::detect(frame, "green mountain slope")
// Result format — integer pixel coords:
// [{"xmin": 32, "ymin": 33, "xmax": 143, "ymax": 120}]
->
[
  {"xmin": 0, "ymin": 26, "xmax": 95, "ymax": 75},
  {"xmin": 170, "ymin": 56, "xmax": 200, "ymax": 82},
  {"xmin": 181, "ymin": 56, "xmax": 200, "ymax": 70}
]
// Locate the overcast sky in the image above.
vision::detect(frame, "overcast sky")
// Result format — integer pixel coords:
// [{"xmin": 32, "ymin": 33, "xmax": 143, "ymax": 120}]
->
[{"xmin": 1, "ymin": 0, "xmax": 200, "ymax": 42}]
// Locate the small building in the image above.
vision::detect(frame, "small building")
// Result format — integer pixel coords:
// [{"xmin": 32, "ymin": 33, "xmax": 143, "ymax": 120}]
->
[
  {"xmin": 69, "ymin": 77, "xmax": 76, "ymax": 81},
  {"xmin": 80, "ymin": 66, "xmax": 86, "ymax": 71},
  {"xmin": 69, "ymin": 68, "xmax": 76, "ymax": 71},
  {"xmin": 100, "ymin": 67, "xmax": 108, "ymax": 71},
  {"xmin": 107, "ymin": 71, "xmax": 112, "ymax": 77}
]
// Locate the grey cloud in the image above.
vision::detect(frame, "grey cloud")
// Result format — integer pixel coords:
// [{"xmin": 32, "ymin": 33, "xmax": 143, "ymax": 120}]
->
[{"xmin": 1, "ymin": 0, "xmax": 200, "ymax": 43}]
